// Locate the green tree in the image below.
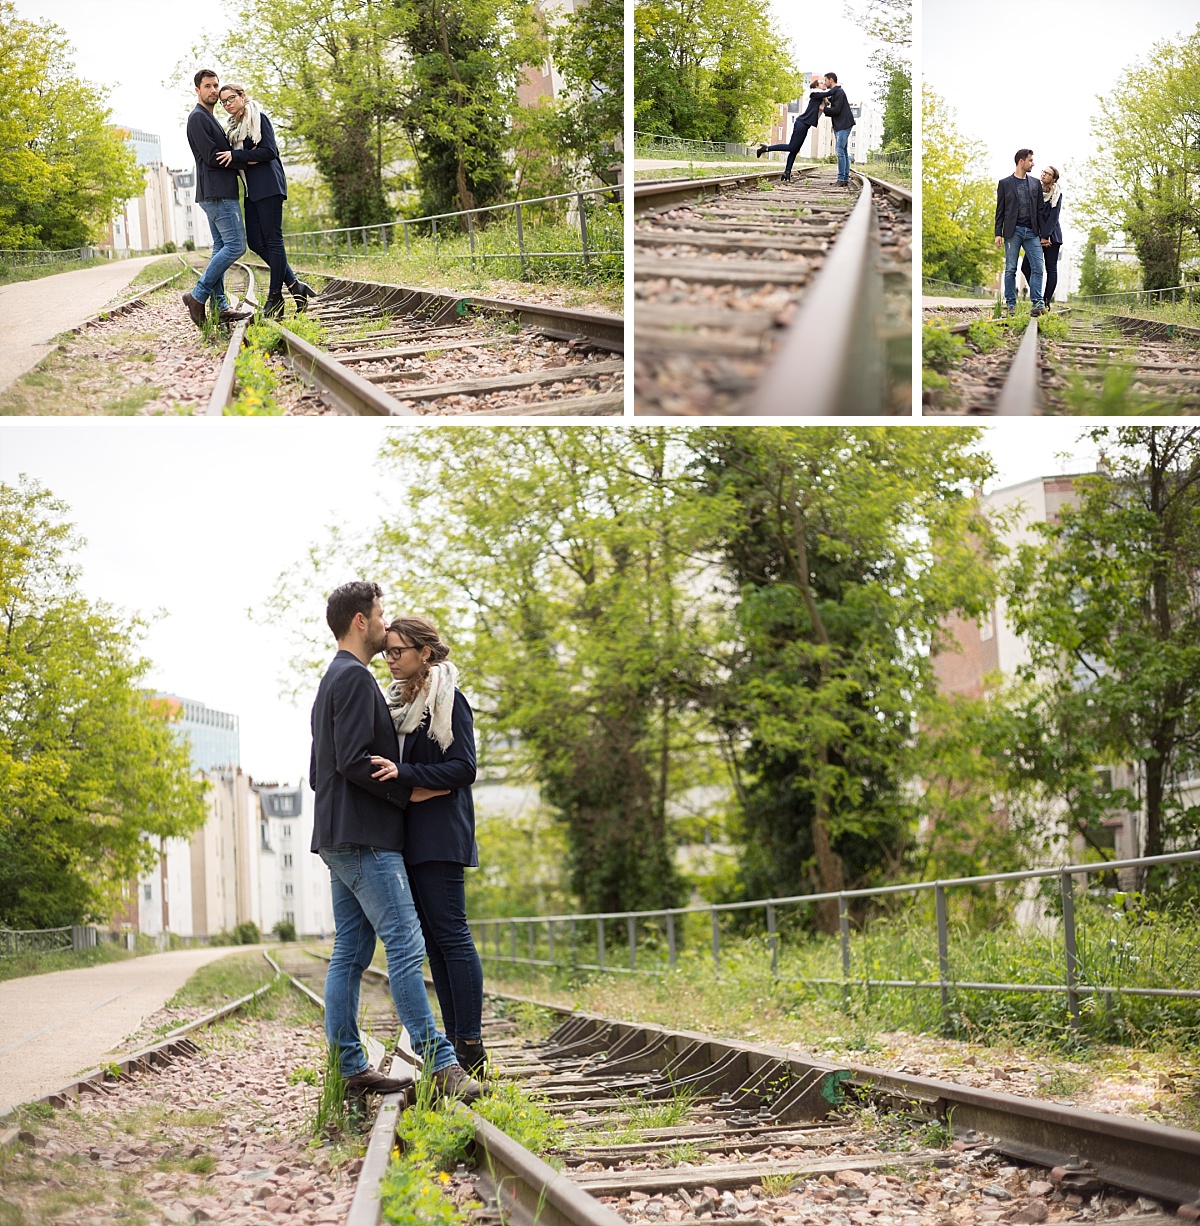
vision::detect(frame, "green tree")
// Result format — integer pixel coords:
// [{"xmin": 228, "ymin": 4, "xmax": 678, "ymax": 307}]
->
[
  {"xmin": 1008, "ymin": 427, "xmax": 1200, "ymax": 868},
  {"xmin": 0, "ymin": 480, "xmax": 206, "ymax": 928},
  {"xmin": 400, "ymin": 0, "xmax": 544, "ymax": 216},
  {"xmin": 1077, "ymin": 226, "xmax": 1118, "ymax": 297},
  {"xmin": 692, "ymin": 428, "xmax": 1000, "ymax": 931},
  {"xmin": 0, "ymin": 3, "xmax": 143, "ymax": 248},
  {"xmin": 1082, "ymin": 27, "xmax": 1200, "ymax": 291},
  {"xmin": 634, "ymin": 0, "xmax": 799, "ymax": 142},
  {"xmin": 922, "ymin": 85, "xmax": 1002, "ymax": 287},
  {"xmin": 846, "ymin": 0, "xmax": 911, "ymax": 154},
  {"xmin": 879, "ymin": 65, "xmax": 911, "ymax": 153}
]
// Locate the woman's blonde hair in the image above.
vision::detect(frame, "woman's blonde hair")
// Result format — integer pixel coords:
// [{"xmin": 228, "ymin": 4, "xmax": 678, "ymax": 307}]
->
[{"xmin": 387, "ymin": 616, "xmax": 450, "ymax": 703}]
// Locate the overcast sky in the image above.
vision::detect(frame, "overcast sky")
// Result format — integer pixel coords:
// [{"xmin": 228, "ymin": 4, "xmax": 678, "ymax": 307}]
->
[
  {"xmin": 16, "ymin": 0, "xmax": 235, "ymax": 169},
  {"xmin": 0, "ymin": 422, "xmax": 1098, "ymax": 784},
  {"xmin": 925, "ymin": 0, "xmax": 1199, "ymax": 293}
]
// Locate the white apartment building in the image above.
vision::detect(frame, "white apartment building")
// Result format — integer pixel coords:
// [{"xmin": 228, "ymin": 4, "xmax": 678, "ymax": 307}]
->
[{"xmin": 256, "ymin": 779, "xmax": 334, "ymax": 938}]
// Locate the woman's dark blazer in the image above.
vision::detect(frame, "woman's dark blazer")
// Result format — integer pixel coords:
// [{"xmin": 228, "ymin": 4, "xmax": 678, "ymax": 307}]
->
[
  {"xmin": 393, "ymin": 689, "xmax": 478, "ymax": 867},
  {"xmin": 1041, "ymin": 193, "xmax": 1063, "ymax": 245},
  {"xmin": 229, "ymin": 111, "xmax": 288, "ymax": 201}
]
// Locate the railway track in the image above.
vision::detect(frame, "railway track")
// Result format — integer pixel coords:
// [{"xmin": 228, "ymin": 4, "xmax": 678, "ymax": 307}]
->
[
  {"xmin": 289, "ymin": 948, "xmax": 1200, "ymax": 1226},
  {"xmin": 632, "ymin": 165, "xmax": 911, "ymax": 415},
  {"xmin": 926, "ymin": 308, "xmax": 1200, "ymax": 414},
  {"xmin": 214, "ymin": 270, "xmax": 625, "ymax": 416}
]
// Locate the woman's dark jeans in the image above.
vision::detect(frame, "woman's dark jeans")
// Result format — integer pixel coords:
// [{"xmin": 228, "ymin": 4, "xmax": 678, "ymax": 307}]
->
[
  {"xmin": 1022, "ymin": 241, "xmax": 1061, "ymax": 305},
  {"xmin": 762, "ymin": 121, "xmax": 812, "ymax": 177},
  {"xmin": 244, "ymin": 193, "xmax": 296, "ymax": 298},
  {"xmin": 406, "ymin": 860, "xmax": 484, "ymax": 1043}
]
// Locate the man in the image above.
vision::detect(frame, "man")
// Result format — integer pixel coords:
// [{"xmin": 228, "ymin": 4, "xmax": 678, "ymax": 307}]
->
[
  {"xmin": 994, "ymin": 148, "xmax": 1046, "ymax": 317},
  {"xmin": 757, "ymin": 77, "xmax": 829, "ymax": 182},
  {"xmin": 310, "ymin": 581, "xmax": 481, "ymax": 1104},
  {"xmin": 821, "ymin": 72, "xmax": 856, "ymax": 187},
  {"xmin": 182, "ymin": 69, "xmax": 253, "ymax": 328}
]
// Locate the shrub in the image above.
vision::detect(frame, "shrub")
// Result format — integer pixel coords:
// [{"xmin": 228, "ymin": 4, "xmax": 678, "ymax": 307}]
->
[
  {"xmin": 273, "ymin": 918, "xmax": 297, "ymax": 942},
  {"xmin": 233, "ymin": 920, "xmax": 261, "ymax": 945},
  {"xmin": 922, "ymin": 323, "xmax": 966, "ymax": 373}
]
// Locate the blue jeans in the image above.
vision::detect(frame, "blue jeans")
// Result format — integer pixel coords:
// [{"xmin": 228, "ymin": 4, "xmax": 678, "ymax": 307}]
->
[
  {"xmin": 835, "ymin": 129, "xmax": 851, "ymax": 182},
  {"xmin": 320, "ymin": 845, "xmax": 458, "ymax": 1077},
  {"xmin": 1004, "ymin": 226, "xmax": 1044, "ymax": 308},
  {"xmin": 406, "ymin": 860, "xmax": 484, "ymax": 1043},
  {"xmin": 194, "ymin": 197, "xmax": 247, "ymax": 310}
]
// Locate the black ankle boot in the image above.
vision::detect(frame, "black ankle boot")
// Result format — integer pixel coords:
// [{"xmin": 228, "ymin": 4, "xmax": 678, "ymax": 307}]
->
[
  {"xmin": 756, "ymin": 144, "xmax": 768, "ymax": 158},
  {"xmin": 454, "ymin": 1038, "xmax": 487, "ymax": 1074},
  {"xmin": 288, "ymin": 279, "xmax": 317, "ymax": 312},
  {"xmin": 263, "ymin": 293, "xmax": 285, "ymax": 319}
]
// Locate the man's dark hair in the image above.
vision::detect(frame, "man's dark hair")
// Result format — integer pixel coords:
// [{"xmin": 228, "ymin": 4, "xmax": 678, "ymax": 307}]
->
[
  {"xmin": 194, "ymin": 68, "xmax": 218, "ymax": 88},
  {"xmin": 824, "ymin": 71, "xmax": 838, "ymax": 83},
  {"xmin": 1014, "ymin": 147, "xmax": 1034, "ymax": 164},
  {"xmin": 326, "ymin": 581, "xmax": 382, "ymax": 639}
]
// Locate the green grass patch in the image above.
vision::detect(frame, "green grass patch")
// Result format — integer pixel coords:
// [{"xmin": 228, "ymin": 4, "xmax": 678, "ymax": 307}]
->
[
  {"xmin": 0, "ymin": 941, "xmax": 134, "ymax": 985},
  {"xmin": 0, "ymin": 257, "xmax": 106, "ymax": 286},
  {"xmin": 164, "ymin": 949, "xmax": 274, "ymax": 1009},
  {"xmin": 922, "ymin": 323, "xmax": 966, "ymax": 372}
]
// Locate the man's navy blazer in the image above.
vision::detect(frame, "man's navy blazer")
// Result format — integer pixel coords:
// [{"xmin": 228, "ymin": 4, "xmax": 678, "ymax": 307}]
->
[
  {"xmin": 229, "ymin": 111, "xmax": 288, "ymax": 201},
  {"xmin": 994, "ymin": 174, "xmax": 1046, "ymax": 240},
  {"xmin": 309, "ymin": 651, "xmax": 411, "ymax": 853},
  {"xmin": 186, "ymin": 105, "xmax": 239, "ymax": 202},
  {"xmin": 395, "ymin": 690, "xmax": 478, "ymax": 868},
  {"xmin": 823, "ymin": 86, "xmax": 856, "ymax": 132}
]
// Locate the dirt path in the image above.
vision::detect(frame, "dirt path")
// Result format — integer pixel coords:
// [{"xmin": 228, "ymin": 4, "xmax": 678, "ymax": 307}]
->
[{"xmin": 0, "ymin": 256, "xmax": 167, "ymax": 392}]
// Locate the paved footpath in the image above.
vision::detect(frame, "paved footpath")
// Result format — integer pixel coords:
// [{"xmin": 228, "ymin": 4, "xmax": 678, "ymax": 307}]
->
[
  {"xmin": 0, "ymin": 946, "xmax": 249, "ymax": 1115},
  {"xmin": 0, "ymin": 256, "xmax": 167, "ymax": 393}
]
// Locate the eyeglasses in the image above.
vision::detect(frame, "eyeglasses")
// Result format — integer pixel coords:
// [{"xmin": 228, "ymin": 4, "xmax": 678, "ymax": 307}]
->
[{"xmin": 383, "ymin": 645, "xmax": 416, "ymax": 662}]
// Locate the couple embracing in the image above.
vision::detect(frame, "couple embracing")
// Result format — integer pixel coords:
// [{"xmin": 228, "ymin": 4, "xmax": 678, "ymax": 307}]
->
[
  {"xmin": 182, "ymin": 68, "xmax": 317, "ymax": 327},
  {"xmin": 309, "ymin": 581, "xmax": 484, "ymax": 1105},
  {"xmin": 994, "ymin": 148, "xmax": 1064, "ymax": 316}
]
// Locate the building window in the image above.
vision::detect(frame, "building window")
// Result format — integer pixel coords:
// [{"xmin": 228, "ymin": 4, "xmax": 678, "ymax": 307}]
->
[
  {"xmin": 283, "ymin": 824, "xmax": 291, "ymax": 837},
  {"xmin": 283, "ymin": 853, "xmax": 292, "ymax": 867},
  {"xmin": 286, "ymin": 911, "xmax": 295, "ymax": 922},
  {"xmin": 143, "ymin": 883, "xmax": 153, "ymax": 901},
  {"xmin": 285, "ymin": 883, "xmax": 294, "ymax": 896}
]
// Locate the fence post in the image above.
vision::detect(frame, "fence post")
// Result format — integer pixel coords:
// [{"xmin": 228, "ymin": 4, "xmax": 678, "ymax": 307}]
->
[
  {"xmin": 839, "ymin": 894, "xmax": 851, "ymax": 1011},
  {"xmin": 1061, "ymin": 869, "xmax": 1081, "ymax": 1032},
  {"xmin": 547, "ymin": 918, "xmax": 555, "ymax": 964},
  {"xmin": 597, "ymin": 918, "xmax": 605, "ymax": 969},
  {"xmin": 346, "ymin": 230, "xmax": 352, "ymax": 257},
  {"xmin": 515, "ymin": 203, "xmax": 527, "ymax": 279},
  {"xmin": 766, "ymin": 903, "xmax": 778, "ymax": 976},
  {"xmin": 667, "ymin": 912, "xmax": 676, "ymax": 971},
  {"xmin": 467, "ymin": 210, "xmax": 476, "ymax": 270},
  {"xmin": 577, "ymin": 193, "xmax": 591, "ymax": 270},
  {"xmin": 711, "ymin": 907, "xmax": 720, "ymax": 968},
  {"xmin": 403, "ymin": 221, "xmax": 411, "ymax": 252},
  {"xmin": 528, "ymin": 922, "xmax": 535, "ymax": 964},
  {"xmin": 510, "ymin": 919, "xmax": 517, "ymax": 962},
  {"xmin": 627, "ymin": 916, "xmax": 636, "ymax": 971},
  {"xmin": 433, "ymin": 218, "xmax": 438, "ymax": 251},
  {"xmin": 935, "ymin": 884, "xmax": 950, "ymax": 1034},
  {"xmin": 569, "ymin": 918, "xmax": 577, "ymax": 965},
  {"xmin": 382, "ymin": 224, "xmax": 389, "ymax": 256}
]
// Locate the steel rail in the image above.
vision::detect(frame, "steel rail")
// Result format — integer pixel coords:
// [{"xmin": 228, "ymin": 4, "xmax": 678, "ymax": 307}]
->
[
  {"xmin": 205, "ymin": 261, "xmax": 258, "ymax": 415},
  {"xmin": 856, "ymin": 171, "xmax": 912, "ymax": 208},
  {"xmin": 750, "ymin": 172, "xmax": 884, "ymax": 414},
  {"xmin": 993, "ymin": 316, "xmax": 1041, "ymax": 414},
  {"xmin": 478, "ymin": 991, "xmax": 1200, "ymax": 1207},
  {"xmin": 632, "ymin": 167, "xmax": 810, "ymax": 214}
]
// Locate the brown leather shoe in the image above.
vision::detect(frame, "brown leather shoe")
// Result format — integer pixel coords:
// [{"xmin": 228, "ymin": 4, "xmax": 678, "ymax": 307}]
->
[
  {"xmin": 429, "ymin": 1062, "xmax": 482, "ymax": 1105},
  {"xmin": 218, "ymin": 305, "xmax": 254, "ymax": 323},
  {"xmin": 182, "ymin": 292, "xmax": 207, "ymax": 328},
  {"xmin": 344, "ymin": 1067, "xmax": 413, "ymax": 1097}
]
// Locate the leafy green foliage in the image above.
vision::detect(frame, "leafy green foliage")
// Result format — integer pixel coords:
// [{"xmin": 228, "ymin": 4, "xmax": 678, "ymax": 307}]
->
[
  {"xmin": 1007, "ymin": 428, "xmax": 1200, "ymax": 863},
  {"xmin": 922, "ymin": 86, "xmax": 1002, "ymax": 287},
  {"xmin": 922, "ymin": 323, "xmax": 966, "ymax": 372},
  {"xmin": 473, "ymin": 1082, "xmax": 563, "ymax": 1156},
  {"xmin": 634, "ymin": 0, "xmax": 800, "ymax": 142},
  {"xmin": 1036, "ymin": 313, "xmax": 1069, "ymax": 341},
  {"xmin": 0, "ymin": 2, "xmax": 144, "ymax": 247},
  {"xmin": 1081, "ymin": 30, "xmax": 1200, "ymax": 290},
  {"xmin": 693, "ymin": 430, "xmax": 1000, "ymax": 930},
  {"xmin": 273, "ymin": 918, "xmax": 297, "ymax": 942},
  {"xmin": 966, "ymin": 318, "xmax": 1003, "ymax": 353},
  {"xmin": 0, "ymin": 479, "xmax": 206, "ymax": 927}
]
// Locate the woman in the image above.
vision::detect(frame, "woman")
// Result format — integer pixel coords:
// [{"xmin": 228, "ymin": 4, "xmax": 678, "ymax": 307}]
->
[
  {"xmin": 1021, "ymin": 165, "xmax": 1063, "ymax": 310},
  {"xmin": 368, "ymin": 616, "xmax": 486, "ymax": 1074},
  {"xmin": 215, "ymin": 83, "xmax": 316, "ymax": 318}
]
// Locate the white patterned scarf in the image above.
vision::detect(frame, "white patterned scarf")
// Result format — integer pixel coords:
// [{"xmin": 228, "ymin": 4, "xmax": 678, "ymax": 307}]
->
[
  {"xmin": 225, "ymin": 98, "xmax": 263, "ymax": 150},
  {"xmin": 384, "ymin": 661, "xmax": 458, "ymax": 750}
]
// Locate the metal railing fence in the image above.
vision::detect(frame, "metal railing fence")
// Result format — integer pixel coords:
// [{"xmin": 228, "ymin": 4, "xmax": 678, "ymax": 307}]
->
[
  {"xmin": 1072, "ymin": 282, "xmax": 1200, "ymax": 310},
  {"xmin": 633, "ymin": 131, "xmax": 757, "ymax": 160},
  {"xmin": 0, "ymin": 926, "xmax": 75, "ymax": 957},
  {"xmin": 866, "ymin": 148, "xmax": 911, "ymax": 173},
  {"xmin": 922, "ymin": 277, "xmax": 994, "ymax": 299},
  {"xmin": 469, "ymin": 849, "xmax": 1200, "ymax": 1033},
  {"xmin": 0, "ymin": 247, "xmax": 87, "ymax": 266},
  {"xmin": 282, "ymin": 186, "xmax": 622, "ymax": 276}
]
